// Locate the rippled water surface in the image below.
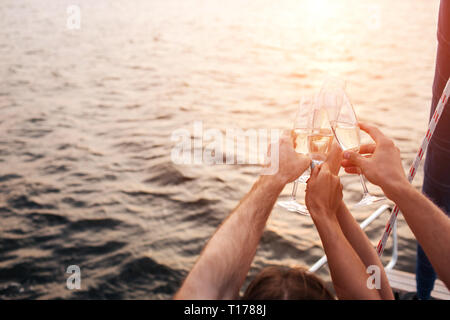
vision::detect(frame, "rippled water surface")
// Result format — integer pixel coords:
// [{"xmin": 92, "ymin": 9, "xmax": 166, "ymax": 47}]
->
[{"xmin": 0, "ymin": 0, "xmax": 440, "ymax": 299}]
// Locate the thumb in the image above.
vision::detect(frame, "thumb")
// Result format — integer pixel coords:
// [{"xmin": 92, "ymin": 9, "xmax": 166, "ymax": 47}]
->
[{"xmin": 343, "ymin": 150, "xmax": 367, "ymax": 169}]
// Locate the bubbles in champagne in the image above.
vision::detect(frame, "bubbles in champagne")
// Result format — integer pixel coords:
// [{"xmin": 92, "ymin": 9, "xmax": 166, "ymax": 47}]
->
[
  {"xmin": 307, "ymin": 129, "xmax": 333, "ymax": 157},
  {"xmin": 331, "ymin": 121, "xmax": 360, "ymax": 151},
  {"xmin": 294, "ymin": 129, "xmax": 309, "ymax": 154}
]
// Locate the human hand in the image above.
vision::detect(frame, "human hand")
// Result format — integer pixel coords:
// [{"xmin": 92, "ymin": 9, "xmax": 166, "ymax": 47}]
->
[
  {"xmin": 305, "ymin": 162, "xmax": 343, "ymax": 223},
  {"xmin": 341, "ymin": 123, "xmax": 408, "ymax": 199},
  {"xmin": 326, "ymin": 141, "xmax": 343, "ymax": 176},
  {"xmin": 267, "ymin": 130, "xmax": 311, "ymax": 186}
]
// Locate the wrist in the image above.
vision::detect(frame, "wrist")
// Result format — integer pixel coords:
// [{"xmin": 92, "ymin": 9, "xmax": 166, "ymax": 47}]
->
[
  {"xmin": 310, "ymin": 207, "xmax": 340, "ymax": 228},
  {"xmin": 259, "ymin": 174, "xmax": 286, "ymax": 191},
  {"xmin": 312, "ymin": 212, "xmax": 341, "ymax": 241},
  {"xmin": 382, "ymin": 178, "xmax": 413, "ymax": 201}
]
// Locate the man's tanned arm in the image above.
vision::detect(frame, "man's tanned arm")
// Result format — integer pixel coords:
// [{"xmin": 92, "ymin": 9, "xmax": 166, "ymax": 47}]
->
[
  {"xmin": 342, "ymin": 123, "xmax": 450, "ymax": 289},
  {"xmin": 174, "ymin": 132, "xmax": 311, "ymax": 299}
]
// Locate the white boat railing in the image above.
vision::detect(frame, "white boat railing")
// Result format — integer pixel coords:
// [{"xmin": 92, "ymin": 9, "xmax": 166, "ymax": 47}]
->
[{"xmin": 308, "ymin": 204, "xmax": 397, "ymax": 273}]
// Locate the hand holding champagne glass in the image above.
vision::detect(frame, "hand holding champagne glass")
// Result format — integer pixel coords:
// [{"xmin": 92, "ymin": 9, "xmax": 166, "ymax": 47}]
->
[
  {"xmin": 277, "ymin": 96, "xmax": 335, "ymax": 216},
  {"xmin": 330, "ymin": 92, "xmax": 386, "ymax": 207},
  {"xmin": 276, "ymin": 95, "xmax": 315, "ymax": 215},
  {"xmin": 276, "ymin": 77, "xmax": 384, "ymax": 215}
]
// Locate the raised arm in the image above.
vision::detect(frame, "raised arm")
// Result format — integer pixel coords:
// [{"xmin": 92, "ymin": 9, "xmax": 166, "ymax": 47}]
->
[
  {"xmin": 324, "ymin": 144, "xmax": 394, "ymax": 299},
  {"xmin": 305, "ymin": 163, "xmax": 381, "ymax": 300},
  {"xmin": 327, "ymin": 142, "xmax": 394, "ymax": 300},
  {"xmin": 174, "ymin": 132, "xmax": 311, "ymax": 299},
  {"xmin": 335, "ymin": 203, "xmax": 394, "ymax": 299},
  {"xmin": 342, "ymin": 123, "xmax": 450, "ymax": 289}
]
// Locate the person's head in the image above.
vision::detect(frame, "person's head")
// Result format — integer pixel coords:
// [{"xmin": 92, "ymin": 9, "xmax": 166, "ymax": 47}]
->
[{"xmin": 242, "ymin": 266, "xmax": 335, "ymax": 300}]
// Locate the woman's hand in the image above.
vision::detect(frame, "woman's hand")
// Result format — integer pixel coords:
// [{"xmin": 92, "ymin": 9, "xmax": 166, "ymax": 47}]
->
[{"xmin": 305, "ymin": 162, "xmax": 343, "ymax": 224}]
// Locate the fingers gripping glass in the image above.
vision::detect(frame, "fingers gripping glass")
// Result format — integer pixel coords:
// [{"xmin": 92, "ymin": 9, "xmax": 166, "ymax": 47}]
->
[
  {"xmin": 331, "ymin": 93, "xmax": 386, "ymax": 208},
  {"xmin": 279, "ymin": 106, "xmax": 334, "ymax": 216},
  {"xmin": 276, "ymin": 96, "xmax": 314, "ymax": 216}
]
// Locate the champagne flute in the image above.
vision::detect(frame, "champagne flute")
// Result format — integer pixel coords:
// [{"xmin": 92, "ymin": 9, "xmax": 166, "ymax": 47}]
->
[
  {"xmin": 309, "ymin": 107, "xmax": 334, "ymax": 167},
  {"xmin": 276, "ymin": 95, "xmax": 315, "ymax": 215},
  {"xmin": 330, "ymin": 92, "xmax": 386, "ymax": 208},
  {"xmin": 318, "ymin": 76, "xmax": 346, "ymax": 124}
]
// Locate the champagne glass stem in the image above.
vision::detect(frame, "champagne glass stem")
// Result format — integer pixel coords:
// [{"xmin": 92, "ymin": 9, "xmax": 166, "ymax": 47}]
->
[
  {"xmin": 359, "ymin": 174, "xmax": 369, "ymax": 195},
  {"xmin": 353, "ymin": 173, "xmax": 386, "ymax": 208},
  {"xmin": 290, "ymin": 181, "xmax": 298, "ymax": 201}
]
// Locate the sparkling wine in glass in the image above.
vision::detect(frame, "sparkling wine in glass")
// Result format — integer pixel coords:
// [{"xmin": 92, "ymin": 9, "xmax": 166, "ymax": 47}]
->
[
  {"xmin": 276, "ymin": 95, "xmax": 314, "ymax": 215},
  {"xmin": 332, "ymin": 121, "xmax": 360, "ymax": 151},
  {"xmin": 331, "ymin": 93, "xmax": 386, "ymax": 208},
  {"xmin": 294, "ymin": 128, "xmax": 309, "ymax": 155},
  {"xmin": 309, "ymin": 108, "xmax": 334, "ymax": 167}
]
